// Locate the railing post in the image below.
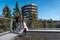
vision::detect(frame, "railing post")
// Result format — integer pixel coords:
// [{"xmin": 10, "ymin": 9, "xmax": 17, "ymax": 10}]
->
[
  {"xmin": 10, "ymin": 19, "xmax": 13, "ymax": 32},
  {"xmin": 46, "ymin": 20, "xmax": 48, "ymax": 28}
]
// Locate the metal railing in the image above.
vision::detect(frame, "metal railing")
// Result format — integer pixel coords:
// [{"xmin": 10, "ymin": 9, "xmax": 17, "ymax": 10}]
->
[
  {"xmin": 0, "ymin": 17, "xmax": 15, "ymax": 33},
  {"xmin": 29, "ymin": 28, "xmax": 60, "ymax": 30},
  {"xmin": 0, "ymin": 31, "xmax": 10, "ymax": 36}
]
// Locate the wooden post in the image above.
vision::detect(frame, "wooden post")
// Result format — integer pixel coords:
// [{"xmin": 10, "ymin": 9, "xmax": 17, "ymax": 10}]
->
[
  {"xmin": 46, "ymin": 20, "xmax": 48, "ymax": 28},
  {"xmin": 10, "ymin": 19, "xmax": 13, "ymax": 32}
]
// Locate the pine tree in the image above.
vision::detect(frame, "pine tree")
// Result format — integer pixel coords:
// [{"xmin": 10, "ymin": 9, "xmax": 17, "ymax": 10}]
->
[
  {"xmin": 13, "ymin": 2, "xmax": 20, "ymax": 19},
  {"xmin": 2, "ymin": 5, "xmax": 11, "ymax": 18},
  {"xmin": 12, "ymin": 2, "xmax": 20, "ymax": 29},
  {"xmin": 2, "ymin": 5, "xmax": 11, "ymax": 31}
]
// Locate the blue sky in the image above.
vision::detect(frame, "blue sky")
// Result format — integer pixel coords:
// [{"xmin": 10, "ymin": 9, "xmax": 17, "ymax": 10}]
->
[{"xmin": 0, "ymin": 0, "xmax": 60, "ymax": 20}]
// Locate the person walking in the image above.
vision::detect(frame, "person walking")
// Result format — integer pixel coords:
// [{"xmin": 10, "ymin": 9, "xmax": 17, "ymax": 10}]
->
[{"xmin": 23, "ymin": 22, "xmax": 28, "ymax": 35}]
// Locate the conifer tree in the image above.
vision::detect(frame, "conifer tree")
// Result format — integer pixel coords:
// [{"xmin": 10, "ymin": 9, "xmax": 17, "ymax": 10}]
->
[
  {"xmin": 2, "ymin": 5, "xmax": 11, "ymax": 31},
  {"xmin": 2, "ymin": 5, "xmax": 11, "ymax": 18},
  {"xmin": 12, "ymin": 2, "xmax": 20, "ymax": 29},
  {"xmin": 13, "ymin": 2, "xmax": 20, "ymax": 19}
]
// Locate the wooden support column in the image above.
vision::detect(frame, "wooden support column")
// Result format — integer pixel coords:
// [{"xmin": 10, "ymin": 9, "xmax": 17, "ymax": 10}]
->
[{"xmin": 10, "ymin": 19, "xmax": 13, "ymax": 32}]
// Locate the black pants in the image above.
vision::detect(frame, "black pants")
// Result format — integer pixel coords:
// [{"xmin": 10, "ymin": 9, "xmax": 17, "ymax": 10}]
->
[{"xmin": 23, "ymin": 29, "xmax": 27, "ymax": 35}]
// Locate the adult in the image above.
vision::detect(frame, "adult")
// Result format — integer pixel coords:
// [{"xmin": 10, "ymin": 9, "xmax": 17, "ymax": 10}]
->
[{"xmin": 23, "ymin": 21, "xmax": 28, "ymax": 35}]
